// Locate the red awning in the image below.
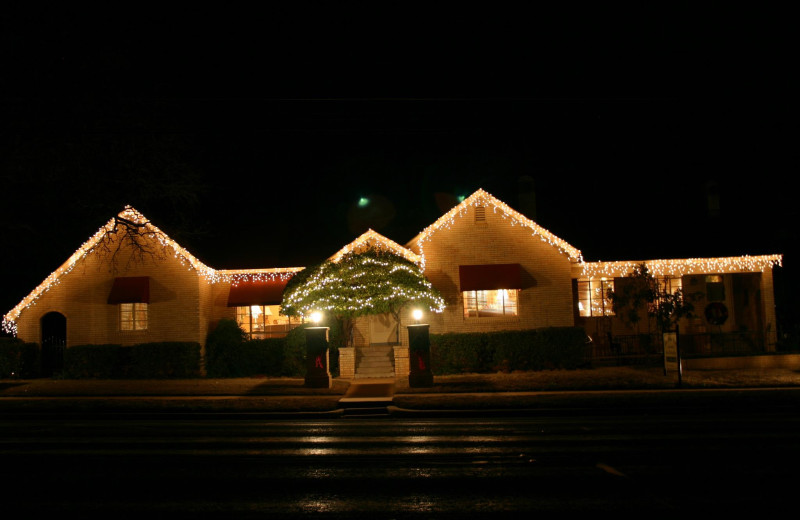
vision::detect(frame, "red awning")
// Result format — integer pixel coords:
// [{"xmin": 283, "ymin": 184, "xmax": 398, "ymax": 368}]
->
[
  {"xmin": 107, "ymin": 276, "xmax": 150, "ymax": 304},
  {"xmin": 227, "ymin": 279, "xmax": 291, "ymax": 307},
  {"xmin": 459, "ymin": 264, "xmax": 522, "ymax": 291}
]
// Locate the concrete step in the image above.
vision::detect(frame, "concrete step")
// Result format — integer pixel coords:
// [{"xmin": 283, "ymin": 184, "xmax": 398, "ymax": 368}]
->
[
  {"xmin": 355, "ymin": 347, "xmax": 395, "ymax": 378},
  {"xmin": 357, "ymin": 350, "xmax": 393, "ymax": 361},
  {"xmin": 357, "ymin": 359, "xmax": 394, "ymax": 368},
  {"xmin": 354, "ymin": 372, "xmax": 395, "ymax": 379}
]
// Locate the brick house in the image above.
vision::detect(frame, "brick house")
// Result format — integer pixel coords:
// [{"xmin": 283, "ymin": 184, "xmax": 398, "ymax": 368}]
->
[{"xmin": 3, "ymin": 190, "xmax": 782, "ymax": 378}]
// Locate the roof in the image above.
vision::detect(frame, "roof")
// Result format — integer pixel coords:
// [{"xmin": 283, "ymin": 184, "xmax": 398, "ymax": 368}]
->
[
  {"xmin": 2, "ymin": 195, "xmax": 785, "ymax": 334},
  {"xmin": 406, "ymin": 188, "xmax": 584, "ymax": 269},
  {"xmin": 578, "ymin": 255, "xmax": 783, "ymax": 279},
  {"xmin": 329, "ymin": 229, "xmax": 421, "ymax": 265},
  {"xmin": 1, "ymin": 206, "xmax": 303, "ymax": 334}
]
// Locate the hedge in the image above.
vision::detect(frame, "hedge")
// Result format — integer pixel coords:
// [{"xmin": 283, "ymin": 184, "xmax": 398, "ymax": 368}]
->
[
  {"xmin": 430, "ymin": 327, "xmax": 588, "ymax": 374},
  {"xmin": 63, "ymin": 344, "xmax": 129, "ymax": 379},
  {"xmin": 128, "ymin": 342, "xmax": 202, "ymax": 378},
  {"xmin": 61, "ymin": 342, "xmax": 202, "ymax": 379},
  {"xmin": 205, "ymin": 320, "xmax": 336, "ymax": 378},
  {"xmin": 0, "ymin": 337, "xmax": 40, "ymax": 378}
]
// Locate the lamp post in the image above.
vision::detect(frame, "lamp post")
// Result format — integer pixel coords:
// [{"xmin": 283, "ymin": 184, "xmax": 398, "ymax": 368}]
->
[
  {"xmin": 407, "ymin": 309, "xmax": 433, "ymax": 387},
  {"xmin": 304, "ymin": 311, "xmax": 331, "ymax": 388}
]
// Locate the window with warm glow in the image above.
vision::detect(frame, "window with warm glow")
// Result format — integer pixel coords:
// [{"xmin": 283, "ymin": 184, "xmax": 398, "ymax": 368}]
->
[
  {"xmin": 658, "ymin": 276, "xmax": 683, "ymax": 296},
  {"xmin": 120, "ymin": 303, "xmax": 148, "ymax": 331},
  {"xmin": 236, "ymin": 305, "xmax": 294, "ymax": 339},
  {"xmin": 577, "ymin": 279, "xmax": 614, "ymax": 317},
  {"xmin": 463, "ymin": 289, "xmax": 518, "ymax": 317}
]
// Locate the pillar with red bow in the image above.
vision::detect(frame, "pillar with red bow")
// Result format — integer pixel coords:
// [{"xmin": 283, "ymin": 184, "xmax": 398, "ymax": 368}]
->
[
  {"xmin": 304, "ymin": 326, "xmax": 331, "ymax": 388},
  {"xmin": 408, "ymin": 323, "xmax": 433, "ymax": 387}
]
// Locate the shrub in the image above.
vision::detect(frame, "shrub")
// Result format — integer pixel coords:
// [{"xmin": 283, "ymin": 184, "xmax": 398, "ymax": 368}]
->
[
  {"xmin": 129, "ymin": 342, "xmax": 202, "ymax": 378},
  {"xmin": 240, "ymin": 338, "xmax": 286, "ymax": 377},
  {"xmin": 430, "ymin": 332, "xmax": 490, "ymax": 374},
  {"xmin": 533, "ymin": 327, "xmax": 588, "ymax": 369},
  {"xmin": 431, "ymin": 327, "xmax": 588, "ymax": 374},
  {"xmin": 205, "ymin": 319, "xmax": 335, "ymax": 378},
  {"xmin": 489, "ymin": 330, "xmax": 539, "ymax": 372},
  {"xmin": 0, "ymin": 337, "xmax": 39, "ymax": 378},
  {"xmin": 205, "ymin": 319, "xmax": 247, "ymax": 377},
  {"xmin": 62, "ymin": 344, "xmax": 129, "ymax": 379},
  {"xmin": 283, "ymin": 325, "xmax": 310, "ymax": 377}
]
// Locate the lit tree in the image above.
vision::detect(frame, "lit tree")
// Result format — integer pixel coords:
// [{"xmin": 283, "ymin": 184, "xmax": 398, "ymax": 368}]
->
[
  {"xmin": 607, "ymin": 263, "xmax": 698, "ymax": 334},
  {"xmin": 280, "ymin": 248, "xmax": 445, "ymax": 347}
]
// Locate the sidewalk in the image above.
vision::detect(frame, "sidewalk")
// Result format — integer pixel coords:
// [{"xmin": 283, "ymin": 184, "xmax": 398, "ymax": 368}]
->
[{"xmin": 1, "ymin": 366, "xmax": 799, "ymax": 415}]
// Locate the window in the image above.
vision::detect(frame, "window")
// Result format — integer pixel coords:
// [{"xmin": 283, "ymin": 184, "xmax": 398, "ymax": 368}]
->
[
  {"xmin": 706, "ymin": 275, "xmax": 725, "ymax": 301},
  {"xmin": 236, "ymin": 305, "xmax": 295, "ymax": 339},
  {"xmin": 463, "ymin": 289, "xmax": 518, "ymax": 317},
  {"xmin": 659, "ymin": 276, "xmax": 683, "ymax": 296},
  {"xmin": 577, "ymin": 279, "xmax": 614, "ymax": 317},
  {"xmin": 120, "ymin": 303, "xmax": 148, "ymax": 331}
]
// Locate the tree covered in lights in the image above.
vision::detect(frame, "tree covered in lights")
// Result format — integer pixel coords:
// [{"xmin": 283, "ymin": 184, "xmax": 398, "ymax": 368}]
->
[
  {"xmin": 608, "ymin": 263, "xmax": 699, "ymax": 334},
  {"xmin": 280, "ymin": 248, "xmax": 445, "ymax": 347}
]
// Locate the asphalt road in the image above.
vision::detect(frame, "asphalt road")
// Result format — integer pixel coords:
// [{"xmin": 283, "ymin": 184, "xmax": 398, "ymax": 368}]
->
[{"xmin": 3, "ymin": 409, "xmax": 799, "ymax": 517}]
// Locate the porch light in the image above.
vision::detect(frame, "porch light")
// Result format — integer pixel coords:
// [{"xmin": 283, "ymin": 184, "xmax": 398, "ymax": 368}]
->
[
  {"xmin": 412, "ymin": 309, "xmax": 423, "ymax": 322},
  {"xmin": 310, "ymin": 311, "xmax": 323, "ymax": 324}
]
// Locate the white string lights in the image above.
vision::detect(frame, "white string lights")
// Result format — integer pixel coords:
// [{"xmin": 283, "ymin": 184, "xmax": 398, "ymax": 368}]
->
[
  {"xmin": 281, "ymin": 250, "xmax": 445, "ymax": 318},
  {"xmin": 580, "ymin": 255, "xmax": 783, "ymax": 279},
  {"xmin": 220, "ymin": 268, "xmax": 304, "ymax": 286},
  {"xmin": 330, "ymin": 229, "xmax": 421, "ymax": 265},
  {"xmin": 409, "ymin": 188, "xmax": 584, "ymax": 271},
  {"xmin": 2, "ymin": 194, "xmax": 784, "ymax": 336},
  {"xmin": 1, "ymin": 206, "xmax": 303, "ymax": 334}
]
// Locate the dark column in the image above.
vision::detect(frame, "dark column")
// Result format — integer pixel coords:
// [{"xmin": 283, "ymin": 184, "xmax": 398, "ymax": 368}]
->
[
  {"xmin": 304, "ymin": 327, "xmax": 331, "ymax": 388},
  {"xmin": 408, "ymin": 324, "xmax": 433, "ymax": 387}
]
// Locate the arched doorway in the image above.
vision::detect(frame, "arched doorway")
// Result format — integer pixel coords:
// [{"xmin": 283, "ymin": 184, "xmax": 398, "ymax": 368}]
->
[{"xmin": 40, "ymin": 312, "xmax": 66, "ymax": 377}]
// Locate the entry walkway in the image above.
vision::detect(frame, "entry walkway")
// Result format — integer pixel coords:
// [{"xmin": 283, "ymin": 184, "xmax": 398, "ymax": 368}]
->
[{"xmin": 338, "ymin": 378, "xmax": 396, "ymax": 417}]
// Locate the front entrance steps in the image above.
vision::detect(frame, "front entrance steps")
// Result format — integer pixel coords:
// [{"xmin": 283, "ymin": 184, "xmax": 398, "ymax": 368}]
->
[{"xmin": 354, "ymin": 345, "xmax": 395, "ymax": 379}]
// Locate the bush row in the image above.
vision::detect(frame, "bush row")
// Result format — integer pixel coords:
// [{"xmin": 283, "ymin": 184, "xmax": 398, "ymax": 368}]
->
[
  {"xmin": 4, "ymin": 324, "xmax": 585, "ymax": 379},
  {"xmin": 205, "ymin": 320, "xmax": 338, "ymax": 378},
  {"xmin": 1, "ymin": 319, "xmax": 337, "ymax": 379},
  {"xmin": 63, "ymin": 342, "xmax": 202, "ymax": 379},
  {"xmin": 0, "ymin": 337, "xmax": 40, "ymax": 378},
  {"xmin": 430, "ymin": 327, "xmax": 589, "ymax": 374}
]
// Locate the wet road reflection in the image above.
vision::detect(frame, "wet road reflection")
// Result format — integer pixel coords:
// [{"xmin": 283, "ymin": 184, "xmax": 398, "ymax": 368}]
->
[{"xmin": 2, "ymin": 413, "xmax": 799, "ymax": 516}]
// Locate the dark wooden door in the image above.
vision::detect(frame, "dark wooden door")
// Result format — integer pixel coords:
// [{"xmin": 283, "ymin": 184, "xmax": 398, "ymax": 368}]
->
[{"xmin": 41, "ymin": 312, "xmax": 66, "ymax": 377}]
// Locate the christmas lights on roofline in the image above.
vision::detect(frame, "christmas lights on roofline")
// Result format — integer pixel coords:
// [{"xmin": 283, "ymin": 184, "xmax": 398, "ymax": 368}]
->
[
  {"xmin": 330, "ymin": 229, "xmax": 421, "ymax": 264},
  {"xmin": 1, "ymin": 206, "xmax": 303, "ymax": 333},
  {"xmin": 579, "ymin": 255, "xmax": 783, "ymax": 279},
  {"xmin": 411, "ymin": 189, "xmax": 584, "ymax": 271},
  {"xmin": 1, "ymin": 197, "xmax": 785, "ymax": 336}
]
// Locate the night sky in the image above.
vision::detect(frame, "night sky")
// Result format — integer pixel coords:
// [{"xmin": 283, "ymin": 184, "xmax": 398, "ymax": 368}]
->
[{"xmin": 1, "ymin": 6, "xmax": 796, "ymax": 330}]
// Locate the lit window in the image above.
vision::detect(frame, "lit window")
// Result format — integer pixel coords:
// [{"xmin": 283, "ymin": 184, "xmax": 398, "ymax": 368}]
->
[
  {"xmin": 577, "ymin": 279, "xmax": 614, "ymax": 317},
  {"xmin": 236, "ymin": 305, "xmax": 294, "ymax": 339},
  {"xmin": 120, "ymin": 303, "xmax": 148, "ymax": 331},
  {"xmin": 658, "ymin": 276, "xmax": 683, "ymax": 295},
  {"xmin": 463, "ymin": 289, "xmax": 518, "ymax": 317}
]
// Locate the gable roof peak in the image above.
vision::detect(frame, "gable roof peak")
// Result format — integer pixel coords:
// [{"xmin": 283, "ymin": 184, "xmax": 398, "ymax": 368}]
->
[
  {"xmin": 330, "ymin": 228, "xmax": 421, "ymax": 264},
  {"xmin": 119, "ymin": 205, "xmax": 145, "ymax": 219},
  {"xmin": 409, "ymin": 188, "xmax": 583, "ymax": 266}
]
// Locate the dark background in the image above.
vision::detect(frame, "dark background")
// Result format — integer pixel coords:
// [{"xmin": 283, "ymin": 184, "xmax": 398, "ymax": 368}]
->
[{"xmin": 1, "ymin": 5, "xmax": 796, "ymax": 337}]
